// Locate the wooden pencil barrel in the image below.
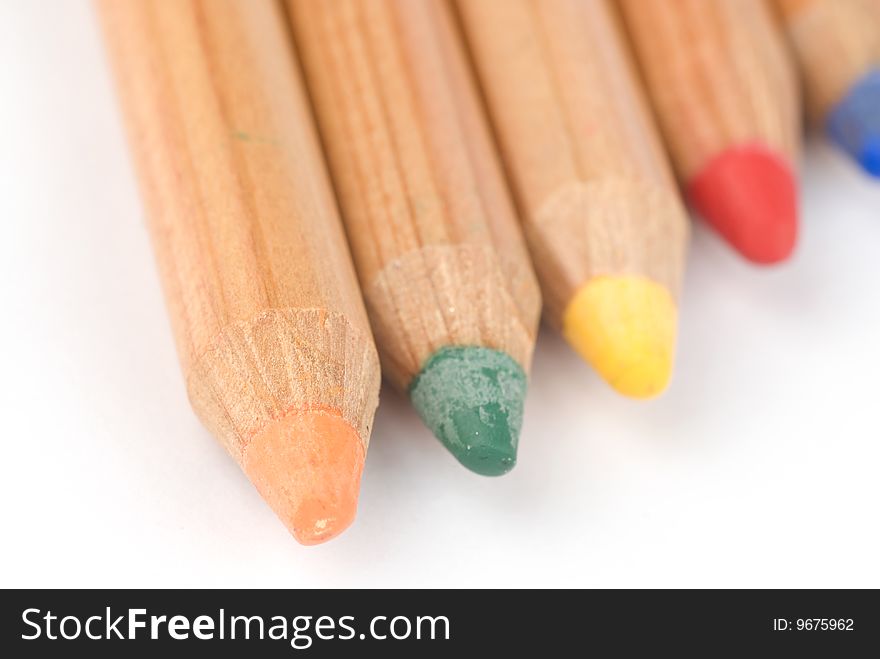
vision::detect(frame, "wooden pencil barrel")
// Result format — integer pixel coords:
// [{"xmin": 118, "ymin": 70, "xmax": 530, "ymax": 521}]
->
[
  {"xmin": 97, "ymin": 0, "xmax": 379, "ymax": 496},
  {"xmin": 457, "ymin": 0, "xmax": 688, "ymax": 324},
  {"xmin": 619, "ymin": 0, "xmax": 800, "ymax": 181},
  {"xmin": 288, "ymin": 0, "xmax": 541, "ymax": 390}
]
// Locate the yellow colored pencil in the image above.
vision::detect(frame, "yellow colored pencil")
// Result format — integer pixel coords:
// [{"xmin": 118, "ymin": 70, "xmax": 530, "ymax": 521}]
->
[{"xmin": 456, "ymin": 0, "xmax": 688, "ymax": 397}]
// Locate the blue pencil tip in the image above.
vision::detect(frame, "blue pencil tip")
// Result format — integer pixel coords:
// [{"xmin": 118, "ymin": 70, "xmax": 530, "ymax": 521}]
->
[
  {"xmin": 827, "ymin": 69, "xmax": 880, "ymax": 179},
  {"xmin": 860, "ymin": 137, "xmax": 880, "ymax": 177}
]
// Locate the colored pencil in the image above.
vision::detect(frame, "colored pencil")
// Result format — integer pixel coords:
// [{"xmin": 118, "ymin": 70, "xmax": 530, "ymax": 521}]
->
[
  {"xmin": 775, "ymin": 0, "xmax": 880, "ymax": 176},
  {"xmin": 287, "ymin": 0, "xmax": 541, "ymax": 476},
  {"xmin": 618, "ymin": 0, "xmax": 801, "ymax": 264},
  {"xmin": 97, "ymin": 0, "xmax": 380, "ymax": 544},
  {"xmin": 456, "ymin": 0, "xmax": 689, "ymax": 398}
]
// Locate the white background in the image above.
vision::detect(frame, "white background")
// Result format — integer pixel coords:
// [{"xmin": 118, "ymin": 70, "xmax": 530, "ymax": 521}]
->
[{"xmin": 2, "ymin": 1, "xmax": 879, "ymax": 588}]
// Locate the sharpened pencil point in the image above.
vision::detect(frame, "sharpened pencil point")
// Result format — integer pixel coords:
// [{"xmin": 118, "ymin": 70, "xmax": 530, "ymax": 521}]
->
[
  {"xmin": 409, "ymin": 346, "xmax": 526, "ymax": 477},
  {"xmin": 688, "ymin": 144, "xmax": 798, "ymax": 264},
  {"xmin": 563, "ymin": 276, "xmax": 676, "ymax": 399},
  {"xmin": 243, "ymin": 409, "xmax": 364, "ymax": 545},
  {"xmin": 827, "ymin": 69, "xmax": 880, "ymax": 178}
]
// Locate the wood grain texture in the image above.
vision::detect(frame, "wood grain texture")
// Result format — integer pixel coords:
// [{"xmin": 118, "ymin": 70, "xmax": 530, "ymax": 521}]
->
[
  {"xmin": 97, "ymin": 0, "xmax": 380, "ymax": 461},
  {"xmin": 456, "ymin": 0, "xmax": 689, "ymax": 324},
  {"xmin": 618, "ymin": 0, "xmax": 801, "ymax": 180},
  {"xmin": 287, "ymin": 0, "xmax": 541, "ymax": 390},
  {"xmin": 775, "ymin": 0, "xmax": 880, "ymax": 121}
]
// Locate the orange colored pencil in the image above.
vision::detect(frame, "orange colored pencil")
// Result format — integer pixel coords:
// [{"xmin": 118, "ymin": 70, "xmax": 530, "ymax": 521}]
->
[{"xmin": 97, "ymin": 0, "xmax": 380, "ymax": 544}]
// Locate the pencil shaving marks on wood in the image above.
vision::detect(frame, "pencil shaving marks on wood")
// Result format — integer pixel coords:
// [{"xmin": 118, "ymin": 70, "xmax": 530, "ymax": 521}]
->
[
  {"xmin": 97, "ymin": 0, "xmax": 380, "ymax": 544},
  {"xmin": 456, "ymin": 0, "xmax": 689, "ymax": 398},
  {"xmin": 288, "ymin": 0, "xmax": 541, "ymax": 394},
  {"xmin": 364, "ymin": 245, "xmax": 539, "ymax": 390},
  {"xmin": 528, "ymin": 179, "xmax": 688, "ymax": 324},
  {"xmin": 186, "ymin": 308, "xmax": 380, "ymax": 461}
]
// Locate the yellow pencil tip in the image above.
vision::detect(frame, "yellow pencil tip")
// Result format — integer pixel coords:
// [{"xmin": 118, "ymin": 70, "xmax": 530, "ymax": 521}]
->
[{"xmin": 562, "ymin": 276, "xmax": 677, "ymax": 399}]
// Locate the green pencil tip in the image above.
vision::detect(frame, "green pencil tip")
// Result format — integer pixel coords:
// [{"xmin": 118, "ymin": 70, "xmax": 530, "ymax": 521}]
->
[{"xmin": 409, "ymin": 346, "xmax": 527, "ymax": 477}]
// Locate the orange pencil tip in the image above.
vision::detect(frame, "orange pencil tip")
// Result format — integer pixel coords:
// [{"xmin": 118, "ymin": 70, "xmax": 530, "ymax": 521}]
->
[{"xmin": 242, "ymin": 409, "xmax": 365, "ymax": 545}]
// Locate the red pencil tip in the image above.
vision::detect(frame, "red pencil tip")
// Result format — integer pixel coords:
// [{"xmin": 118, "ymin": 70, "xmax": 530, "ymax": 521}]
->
[{"xmin": 687, "ymin": 144, "xmax": 798, "ymax": 264}]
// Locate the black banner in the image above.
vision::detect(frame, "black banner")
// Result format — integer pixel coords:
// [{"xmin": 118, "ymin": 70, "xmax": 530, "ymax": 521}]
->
[{"xmin": 1, "ymin": 589, "xmax": 877, "ymax": 655}]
